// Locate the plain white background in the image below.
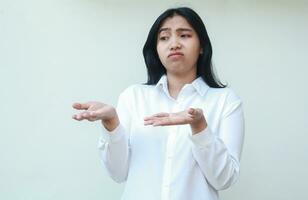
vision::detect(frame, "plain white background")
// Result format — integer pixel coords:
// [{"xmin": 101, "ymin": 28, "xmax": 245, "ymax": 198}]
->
[{"xmin": 0, "ymin": 0, "xmax": 307, "ymax": 199}]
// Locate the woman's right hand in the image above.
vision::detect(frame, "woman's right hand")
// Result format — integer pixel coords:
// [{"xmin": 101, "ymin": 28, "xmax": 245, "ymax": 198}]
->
[{"xmin": 72, "ymin": 101, "xmax": 119, "ymax": 131}]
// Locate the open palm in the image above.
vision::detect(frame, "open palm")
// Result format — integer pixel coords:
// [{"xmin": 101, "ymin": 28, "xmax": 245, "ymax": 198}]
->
[
  {"xmin": 144, "ymin": 108, "xmax": 205, "ymax": 126},
  {"xmin": 72, "ymin": 101, "xmax": 116, "ymax": 122}
]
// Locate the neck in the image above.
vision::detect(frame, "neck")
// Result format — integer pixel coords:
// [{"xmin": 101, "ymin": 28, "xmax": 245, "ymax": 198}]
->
[{"xmin": 166, "ymin": 72, "xmax": 197, "ymax": 99}]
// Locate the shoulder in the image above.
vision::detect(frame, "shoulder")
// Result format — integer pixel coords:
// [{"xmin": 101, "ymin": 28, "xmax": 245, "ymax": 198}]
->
[{"xmin": 208, "ymin": 87, "xmax": 244, "ymax": 118}]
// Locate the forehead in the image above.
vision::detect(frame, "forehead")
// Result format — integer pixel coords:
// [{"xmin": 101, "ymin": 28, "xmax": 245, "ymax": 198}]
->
[{"xmin": 158, "ymin": 15, "xmax": 193, "ymax": 33}]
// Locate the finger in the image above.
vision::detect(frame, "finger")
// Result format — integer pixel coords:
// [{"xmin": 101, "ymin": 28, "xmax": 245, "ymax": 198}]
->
[
  {"xmin": 144, "ymin": 116, "xmax": 155, "ymax": 121},
  {"xmin": 144, "ymin": 116, "xmax": 166, "ymax": 121},
  {"xmin": 152, "ymin": 119, "xmax": 166, "ymax": 126},
  {"xmin": 89, "ymin": 111, "xmax": 98, "ymax": 117},
  {"xmin": 193, "ymin": 108, "xmax": 204, "ymax": 118},
  {"xmin": 144, "ymin": 120, "xmax": 154, "ymax": 125},
  {"xmin": 83, "ymin": 111, "xmax": 99, "ymax": 121},
  {"xmin": 153, "ymin": 112, "xmax": 169, "ymax": 117},
  {"xmin": 188, "ymin": 108, "xmax": 203, "ymax": 116},
  {"xmin": 144, "ymin": 117, "xmax": 158, "ymax": 121},
  {"xmin": 73, "ymin": 114, "xmax": 83, "ymax": 121},
  {"xmin": 89, "ymin": 112, "xmax": 101, "ymax": 121},
  {"xmin": 153, "ymin": 117, "xmax": 173, "ymax": 126},
  {"xmin": 144, "ymin": 112, "xmax": 169, "ymax": 120},
  {"xmin": 188, "ymin": 109, "xmax": 204, "ymax": 123},
  {"xmin": 87, "ymin": 116, "xmax": 98, "ymax": 122},
  {"xmin": 188, "ymin": 108, "xmax": 196, "ymax": 115},
  {"xmin": 152, "ymin": 122, "xmax": 160, "ymax": 126},
  {"xmin": 82, "ymin": 111, "xmax": 90, "ymax": 118},
  {"xmin": 145, "ymin": 118, "xmax": 167, "ymax": 126},
  {"xmin": 72, "ymin": 102, "xmax": 90, "ymax": 110},
  {"xmin": 72, "ymin": 114, "xmax": 79, "ymax": 120},
  {"xmin": 195, "ymin": 108, "xmax": 203, "ymax": 114},
  {"xmin": 74, "ymin": 111, "xmax": 91, "ymax": 121}
]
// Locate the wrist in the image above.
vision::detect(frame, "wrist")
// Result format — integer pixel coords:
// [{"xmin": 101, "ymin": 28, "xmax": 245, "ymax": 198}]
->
[
  {"xmin": 101, "ymin": 115, "xmax": 119, "ymax": 132},
  {"xmin": 190, "ymin": 116, "xmax": 207, "ymax": 135}
]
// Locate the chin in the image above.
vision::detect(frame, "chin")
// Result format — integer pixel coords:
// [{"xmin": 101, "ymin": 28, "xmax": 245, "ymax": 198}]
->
[{"xmin": 167, "ymin": 70, "xmax": 185, "ymax": 76}]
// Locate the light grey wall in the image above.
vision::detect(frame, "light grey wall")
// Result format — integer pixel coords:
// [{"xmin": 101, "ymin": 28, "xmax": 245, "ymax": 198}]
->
[{"xmin": 0, "ymin": 0, "xmax": 307, "ymax": 199}]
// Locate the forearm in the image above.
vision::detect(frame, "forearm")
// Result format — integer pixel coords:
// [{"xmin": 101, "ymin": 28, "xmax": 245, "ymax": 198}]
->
[
  {"xmin": 98, "ymin": 123, "xmax": 130, "ymax": 183},
  {"xmin": 189, "ymin": 105, "xmax": 244, "ymax": 190},
  {"xmin": 190, "ymin": 131, "xmax": 240, "ymax": 190}
]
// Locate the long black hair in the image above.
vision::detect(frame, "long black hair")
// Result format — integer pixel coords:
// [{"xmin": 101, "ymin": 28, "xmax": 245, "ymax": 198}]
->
[{"xmin": 142, "ymin": 7, "xmax": 226, "ymax": 88}]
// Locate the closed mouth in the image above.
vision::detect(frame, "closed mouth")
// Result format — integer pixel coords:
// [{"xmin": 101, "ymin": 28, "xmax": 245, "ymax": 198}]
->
[{"xmin": 168, "ymin": 53, "xmax": 184, "ymax": 57}]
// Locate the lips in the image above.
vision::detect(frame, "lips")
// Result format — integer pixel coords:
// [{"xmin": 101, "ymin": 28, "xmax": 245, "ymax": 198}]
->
[{"xmin": 168, "ymin": 52, "xmax": 184, "ymax": 57}]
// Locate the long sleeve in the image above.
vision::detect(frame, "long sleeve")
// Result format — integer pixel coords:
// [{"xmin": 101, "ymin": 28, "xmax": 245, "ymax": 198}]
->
[
  {"xmin": 188, "ymin": 90, "xmax": 245, "ymax": 190},
  {"xmin": 97, "ymin": 87, "xmax": 132, "ymax": 183}
]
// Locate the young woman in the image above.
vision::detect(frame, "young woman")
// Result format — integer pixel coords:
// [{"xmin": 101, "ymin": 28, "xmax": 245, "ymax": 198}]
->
[{"xmin": 72, "ymin": 7, "xmax": 245, "ymax": 200}]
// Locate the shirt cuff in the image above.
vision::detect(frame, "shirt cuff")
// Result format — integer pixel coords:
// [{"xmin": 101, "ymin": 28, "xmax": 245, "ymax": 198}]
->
[
  {"xmin": 100, "ymin": 123, "xmax": 125, "ymax": 144},
  {"xmin": 188, "ymin": 125, "xmax": 215, "ymax": 148}
]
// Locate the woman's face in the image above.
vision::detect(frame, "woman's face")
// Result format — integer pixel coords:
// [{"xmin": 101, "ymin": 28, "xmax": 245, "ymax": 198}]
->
[{"xmin": 156, "ymin": 15, "xmax": 202, "ymax": 77}]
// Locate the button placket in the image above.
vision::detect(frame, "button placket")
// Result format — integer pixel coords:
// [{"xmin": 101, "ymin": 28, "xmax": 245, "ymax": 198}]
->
[
  {"xmin": 167, "ymin": 126, "xmax": 177, "ymax": 155},
  {"xmin": 162, "ymin": 127, "xmax": 178, "ymax": 200},
  {"xmin": 173, "ymin": 101, "xmax": 181, "ymax": 112},
  {"xmin": 161, "ymin": 100, "xmax": 183, "ymax": 200}
]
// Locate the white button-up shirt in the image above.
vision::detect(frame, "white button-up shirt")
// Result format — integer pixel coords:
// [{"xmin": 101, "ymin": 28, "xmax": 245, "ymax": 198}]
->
[{"xmin": 98, "ymin": 75, "xmax": 245, "ymax": 200}]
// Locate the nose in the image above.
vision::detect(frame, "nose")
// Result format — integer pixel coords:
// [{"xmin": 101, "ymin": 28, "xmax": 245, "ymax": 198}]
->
[{"xmin": 169, "ymin": 37, "xmax": 182, "ymax": 51}]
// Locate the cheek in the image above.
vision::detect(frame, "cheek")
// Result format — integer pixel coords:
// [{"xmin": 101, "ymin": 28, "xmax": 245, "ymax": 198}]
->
[
  {"xmin": 188, "ymin": 42, "xmax": 201, "ymax": 57},
  {"xmin": 156, "ymin": 46, "xmax": 161, "ymax": 56},
  {"xmin": 156, "ymin": 45, "xmax": 166, "ymax": 61}
]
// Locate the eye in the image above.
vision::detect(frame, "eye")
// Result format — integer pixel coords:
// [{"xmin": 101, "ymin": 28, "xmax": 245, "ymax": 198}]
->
[
  {"xmin": 181, "ymin": 34, "xmax": 191, "ymax": 38},
  {"xmin": 159, "ymin": 36, "xmax": 169, "ymax": 41}
]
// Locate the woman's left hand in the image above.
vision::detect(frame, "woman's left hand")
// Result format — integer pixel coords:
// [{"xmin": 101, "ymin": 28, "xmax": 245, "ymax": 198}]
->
[{"xmin": 144, "ymin": 108, "xmax": 207, "ymax": 135}]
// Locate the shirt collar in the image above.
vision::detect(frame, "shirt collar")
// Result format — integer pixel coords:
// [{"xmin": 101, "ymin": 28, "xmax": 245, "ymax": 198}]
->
[{"xmin": 155, "ymin": 74, "xmax": 210, "ymax": 97}]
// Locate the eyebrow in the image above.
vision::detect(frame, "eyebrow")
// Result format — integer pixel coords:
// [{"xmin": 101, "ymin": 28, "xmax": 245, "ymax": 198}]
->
[{"xmin": 158, "ymin": 28, "xmax": 193, "ymax": 34}]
